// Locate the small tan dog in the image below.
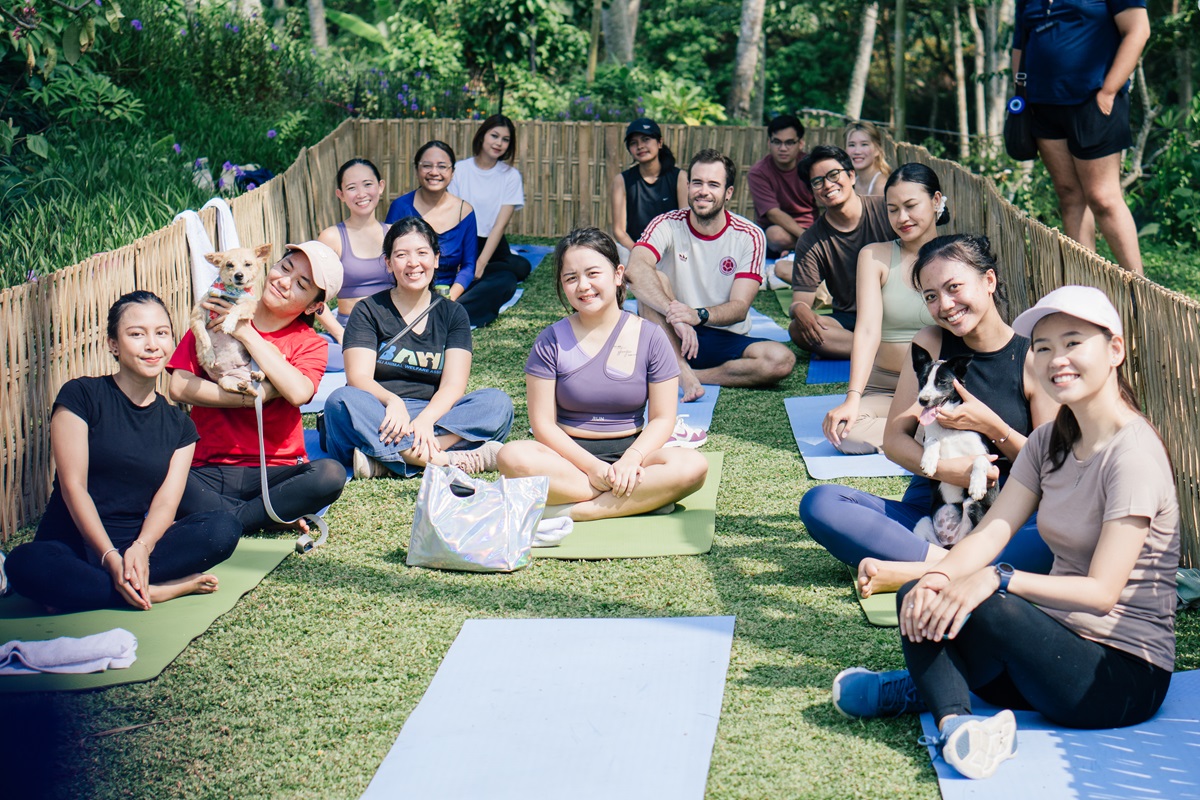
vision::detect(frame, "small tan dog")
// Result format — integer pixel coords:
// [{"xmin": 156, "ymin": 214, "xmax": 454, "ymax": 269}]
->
[{"xmin": 190, "ymin": 244, "xmax": 271, "ymax": 395}]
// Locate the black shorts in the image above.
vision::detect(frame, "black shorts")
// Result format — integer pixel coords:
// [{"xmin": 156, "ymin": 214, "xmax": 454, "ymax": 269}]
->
[
  {"xmin": 1030, "ymin": 88, "xmax": 1132, "ymax": 160},
  {"xmin": 570, "ymin": 433, "xmax": 639, "ymax": 464},
  {"xmin": 830, "ymin": 310, "xmax": 857, "ymax": 332}
]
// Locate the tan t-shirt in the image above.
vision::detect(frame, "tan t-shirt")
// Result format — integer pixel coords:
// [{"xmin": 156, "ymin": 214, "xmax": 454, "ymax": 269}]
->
[{"xmin": 1009, "ymin": 418, "xmax": 1179, "ymax": 672}]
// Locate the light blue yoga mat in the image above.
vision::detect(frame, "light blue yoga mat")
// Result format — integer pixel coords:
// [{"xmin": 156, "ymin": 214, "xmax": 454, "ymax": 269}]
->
[
  {"xmin": 784, "ymin": 395, "xmax": 911, "ymax": 479},
  {"xmin": 674, "ymin": 385, "xmax": 719, "ymax": 431},
  {"xmin": 621, "ymin": 299, "xmax": 789, "ymax": 343},
  {"xmin": 303, "ymin": 429, "xmax": 352, "ymax": 479},
  {"xmin": 299, "ymin": 369, "xmax": 347, "ymax": 414},
  {"xmin": 807, "ymin": 358, "xmax": 851, "ymax": 384},
  {"xmin": 361, "ymin": 616, "xmax": 736, "ymax": 800},
  {"xmin": 509, "ymin": 243, "xmax": 553, "ymax": 271},
  {"xmin": 918, "ymin": 669, "xmax": 1200, "ymax": 799}
]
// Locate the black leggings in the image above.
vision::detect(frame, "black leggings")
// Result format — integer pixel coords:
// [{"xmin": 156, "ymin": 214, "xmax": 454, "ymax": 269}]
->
[
  {"xmin": 177, "ymin": 460, "xmax": 346, "ymax": 533},
  {"xmin": 459, "ymin": 235, "xmax": 532, "ymax": 328},
  {"xmin": 897, "ymin": 580, "xmax": 1172, "ymax": 728},
  {"xmin": 6, "ymin": 511, "xmax": 241, "ymax": 611}
]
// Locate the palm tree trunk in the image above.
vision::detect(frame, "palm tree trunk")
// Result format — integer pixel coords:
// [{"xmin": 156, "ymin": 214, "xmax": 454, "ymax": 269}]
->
[
  {"xmin": 844, "ymin": 1, "xmax": 880, "ymax": 120},
  {"xmin": 952, "ymin": 1, "xmax": 970, "ymax": 159},
  {"xmin": 893, "ymin": 0, "xmax": 907, "ymax": 140},
  {"xmin": 728, "ymin": 0, "xmax": 766, "ymax": 121},
  {"xmin": 308, "ymin": 0, "xmax": 327, "ymax": 48}
]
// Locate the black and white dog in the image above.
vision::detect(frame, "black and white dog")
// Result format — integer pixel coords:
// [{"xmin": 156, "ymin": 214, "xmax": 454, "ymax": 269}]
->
[{"xmin": 911, "ymin": 343, "xmax": 997, "ymax": 547}]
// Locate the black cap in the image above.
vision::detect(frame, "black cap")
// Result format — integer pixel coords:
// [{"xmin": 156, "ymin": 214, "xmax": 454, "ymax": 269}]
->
[{"xmin": 624, "ymin": 118, "xmax": 662, "ymax": 144}]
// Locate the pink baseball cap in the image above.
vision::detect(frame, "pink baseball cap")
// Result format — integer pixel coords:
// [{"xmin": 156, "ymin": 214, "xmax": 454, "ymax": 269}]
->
[
  {"xmin": 285, "ymin": 241, "xmax": 344, "ymax": 299},
  {"xmin": 1012, "ymin": 285, "xmax": 1123, "ymax": 338}
]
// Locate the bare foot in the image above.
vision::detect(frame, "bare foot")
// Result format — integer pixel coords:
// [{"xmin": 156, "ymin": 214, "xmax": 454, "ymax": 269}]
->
[
  {"xmin": 149, "ymin": 574, "xmax": 219, "ymax": 604},
  {"xmin": 680, "ymin": 370, "xmax": 706, "ymax": 403},
  {"xmin": 857, "ymin": 558, "xmax": 926, "ymax": 597}
]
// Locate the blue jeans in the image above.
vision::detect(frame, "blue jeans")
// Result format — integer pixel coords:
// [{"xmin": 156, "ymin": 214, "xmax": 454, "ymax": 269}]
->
[
  {"xmin": 798, "ymin": 476, "xmax": 1053, "ymax": 573},
  {"xmin": 323, "ymin": 385, "xmax": 514, "ymax": 477}
]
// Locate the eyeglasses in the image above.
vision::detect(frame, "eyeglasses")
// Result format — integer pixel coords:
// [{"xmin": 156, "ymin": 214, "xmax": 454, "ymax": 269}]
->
[
  {"xmin": 809, "ymin": 168, "xmax": 846, "ymax": 190},
  {"xmin": 418, "ymin": 163, "xmax": 452, "ymax": 173},
  {"xmin": 770, "ymin": 138, "xmax": 800, "ymax": 148}
]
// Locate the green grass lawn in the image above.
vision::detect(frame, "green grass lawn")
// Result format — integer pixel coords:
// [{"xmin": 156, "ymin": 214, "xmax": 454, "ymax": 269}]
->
[{"xmin": 5, "ymin": 248, "xmax": 1200, "ymax": 799}]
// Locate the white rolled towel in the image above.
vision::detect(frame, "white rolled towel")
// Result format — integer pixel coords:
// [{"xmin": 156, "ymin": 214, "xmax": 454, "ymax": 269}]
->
[
  {"xmin": 0, "ymin": 628, "xmax": 138, "ymax": 675},
  {"xmin": 532, "ymin": 516, "xmax": 575, "ymax": 548}
]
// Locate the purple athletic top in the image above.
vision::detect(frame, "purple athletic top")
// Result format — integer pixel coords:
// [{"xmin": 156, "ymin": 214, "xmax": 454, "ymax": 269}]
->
[
  {"xmin": 525, "ymin": 312, "xmax": 680, "ymax": 434},
  {"xmin": 337, "ymin": 221, "xmax": 393, "ymax": 299}
]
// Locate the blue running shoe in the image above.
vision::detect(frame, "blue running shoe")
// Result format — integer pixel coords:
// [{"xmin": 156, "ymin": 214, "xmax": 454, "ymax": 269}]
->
[
  {"xmin": 832, "ymin": 667, "xmax": 927, "ymax": 718},
  {"xmin": 918, "ymin": 709, "xmax": 1018, "ymax": 780}
]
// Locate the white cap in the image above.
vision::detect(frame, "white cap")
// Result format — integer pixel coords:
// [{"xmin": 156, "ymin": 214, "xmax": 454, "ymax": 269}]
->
[
  {"xmin": 285, "ymin": 241, "xmax": 344, "ymax": 300},
  {"xmin": 1012, "ymin": 285, "xmax": 1123, "ymax": 338}
]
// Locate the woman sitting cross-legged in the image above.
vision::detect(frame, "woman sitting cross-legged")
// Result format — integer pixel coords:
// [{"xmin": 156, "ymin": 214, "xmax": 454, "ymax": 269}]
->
[
  {"xmin": 322, "ymin": 216, "xmax": 514, "ymax": 478},
  {"xmin": 832, "ymin": 286, "xmax": 1178, "ymax": 781},
  {"xmin": 800, "ymin": 234, "xmax": 1060, "ymax": 588},
  {"xmin": 6, "ymin": 292, "xmax": 241, "ymax": 612},
  {"xmin": 497, "ymin": 228, "xmax": 708, "ymax": 521}
]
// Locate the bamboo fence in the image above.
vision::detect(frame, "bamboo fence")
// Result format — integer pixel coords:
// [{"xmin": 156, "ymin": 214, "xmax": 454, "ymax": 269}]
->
[{"xmin": 2, "ymin": 118, "xmax": 1199, "ymax": 566}]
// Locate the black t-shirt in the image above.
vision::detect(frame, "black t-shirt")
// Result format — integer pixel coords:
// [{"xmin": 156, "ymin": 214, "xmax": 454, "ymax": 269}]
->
[
  {"xmin": 343, "ymin": 290, "xmax": 474, "ymax": 400},
  {"xmin": 623, "ymin": 164, "xmax": 682, "ymax": 242},
  {"xmin": 38, "ymin": 376, "xmax": 199, "ymax": 551},
  {"xmin": 939, "ymin": 328, "xmax": 1032, "ymax": 474}
]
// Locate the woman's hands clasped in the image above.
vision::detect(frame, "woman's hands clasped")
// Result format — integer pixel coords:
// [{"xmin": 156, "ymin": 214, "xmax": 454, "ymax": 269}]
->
[
  {"xmin": 106, "ymin": 541, "xmax": 152, "ymax": 611},
  {"xmin": 586, "ymin": 454, "xmax": 644, "ymax": 498},
  {"xmin": 899, "ymin": 568, "xmax": 1000, "ymax": 644}
]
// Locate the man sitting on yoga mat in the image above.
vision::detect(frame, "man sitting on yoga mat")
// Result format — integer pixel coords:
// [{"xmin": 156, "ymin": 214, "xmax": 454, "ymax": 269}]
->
[
  {"xmin": 625, "ymin": 148, "xmax": 795, "ymax": 403},
  {"xmin": 498, "ymin": 228, "xmax": 708, "ymax": 521},
  {"xmin": 786, "ymin": 145, "xmax": 894, "ymax": 360},
  {"xmin": 6, "ymin": 292, "xmax": 241, "ymax": 611},
  {"xmin": 168, "ymin": 241, "xmax": 347, "ymax": 533},
  {"xmin": 832, "ymin": 286, "xmax": 1178, "ymax": 781}
]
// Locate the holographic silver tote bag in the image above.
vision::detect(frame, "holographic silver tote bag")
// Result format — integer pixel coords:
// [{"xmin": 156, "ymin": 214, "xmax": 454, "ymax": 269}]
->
[{"xmin": 407, "ymin": 465, "xmax": 548, "ymax": 573}]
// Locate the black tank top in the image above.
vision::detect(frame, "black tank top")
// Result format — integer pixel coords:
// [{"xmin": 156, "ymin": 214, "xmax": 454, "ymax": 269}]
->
[
  {"xmin": 939, "ymin": 328, "xmax": 1032, "ymax": 472},
  {"xmin": 623, "ymin": 165, "xmax": 682, "ymax": 242}
]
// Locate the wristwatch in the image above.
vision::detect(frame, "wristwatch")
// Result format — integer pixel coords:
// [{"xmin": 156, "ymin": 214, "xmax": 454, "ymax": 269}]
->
[
  {"xmin": 994, "ymin": 562, "xmax": 1014, "ymax": 595},
  {"xmin": 695, "ymin": 307, "xmax": 710, "ymax": 326}
]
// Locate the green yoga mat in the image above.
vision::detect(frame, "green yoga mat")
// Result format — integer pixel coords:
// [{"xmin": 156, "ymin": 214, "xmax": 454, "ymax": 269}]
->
[
  {"xmin": 0, "ymin": 536, "xmax": 293, "ymax": 693},
  {"xmin": 774, "ymin": 287, "xmax": 832, "ymax": 316},
  {"xmin": 847, "ymin": 557, "xmax": 901, "ymax": 627},
  {"xmin": 533, "ymin": 452, "xmax": 723, "ymax": 560}
]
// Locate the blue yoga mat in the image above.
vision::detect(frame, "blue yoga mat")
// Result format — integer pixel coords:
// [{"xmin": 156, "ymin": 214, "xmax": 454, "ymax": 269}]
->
[
  {"xmin": 361, "ymin": 616, "xmax": 736, "ymax": 800},
  {"xmin": 784, "ymin": 395, "xmax": 911, "ymax": 479},
  {"xmin": 918, "ymin": 669, "xmax": 1200, "ymax": 799},
  {"xmin": 509, "ymin": 243, "xmax": 553, "ymax": 271},
  {"xmin": 806, "ymin": 358, "xmax": 851, "ymax": 384},
  {"xmin": 303, "ymin": 429, "xmax": 352, "ymax": 479},
  {"xmin": 299, "ymin": 369, "xmax": 347, "ymax": 414},
  {"xmin": 621, "ymin": 299, "xmax": 789, "ymax": 344},
  {"xmin": 673, "ymin": 385, "xmax": 719, "ymax": 431}
]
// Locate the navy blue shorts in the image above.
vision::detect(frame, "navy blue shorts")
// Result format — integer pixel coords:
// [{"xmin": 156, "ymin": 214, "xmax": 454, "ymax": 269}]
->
[
  {"xmin": 830, "ymin": 310, "xmax": 857, "ymax": 331},
  {"xmin": 687, "ymin": 326, "xmax": 771, "ymax": 370}
]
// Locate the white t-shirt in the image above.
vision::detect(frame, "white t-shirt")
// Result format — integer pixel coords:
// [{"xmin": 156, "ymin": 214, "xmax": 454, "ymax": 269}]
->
[
  {"xmin": 634, "ymin": 209, "xmax": 765, "ymax": 335},
  {"xmin": 449, "ymin": 158, "xmax": 525, "ymax": 236}
]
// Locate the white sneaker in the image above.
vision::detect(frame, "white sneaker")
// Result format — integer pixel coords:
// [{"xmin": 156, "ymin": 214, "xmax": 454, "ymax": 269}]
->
[
  {"xmin": 664, "ymin": 415, "xmax": 708, "ymax": 449},
  {"xmin": 932, "ymin": 710, "xmax": 1018, "ymax": 780},
  {"xmin": 352, "ymin": 448, "xmax": 390, "ymax": 479}
]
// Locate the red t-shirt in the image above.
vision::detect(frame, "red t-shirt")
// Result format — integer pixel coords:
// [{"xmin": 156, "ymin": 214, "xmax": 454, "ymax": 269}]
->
[{"xmin": 167, "ymin": 320, "xmax": 327, "ymax": 467}]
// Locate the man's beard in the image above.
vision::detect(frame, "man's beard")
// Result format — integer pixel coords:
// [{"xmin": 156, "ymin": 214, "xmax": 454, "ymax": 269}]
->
[{"xmin": 690, "ymin": 195, "xmax": 725, "ymax": 223}]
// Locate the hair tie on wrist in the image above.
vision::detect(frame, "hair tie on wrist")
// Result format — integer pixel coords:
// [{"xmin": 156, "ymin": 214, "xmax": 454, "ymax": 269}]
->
[
  {"xmin": 100, "ymin": 547, "xmax": 119, "ymax": 568},
  {"xmin": 846, "ymin": 389, "xmax": 863, "ymax": 396}
]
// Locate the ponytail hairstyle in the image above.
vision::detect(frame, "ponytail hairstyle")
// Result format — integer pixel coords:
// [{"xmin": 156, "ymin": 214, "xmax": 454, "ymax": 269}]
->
[
  {"xmin": 1047, "ymin": 338, "xmax": 1142, "ymax": 472},
  {"xmin": 553, "ymin": 227, "xmax": 626, "ymax": 310},
  {"xmin": 912, "ymin": 234, "xmax": 1008, "ymax": 315},
  {"xmin": 336, "ymin": 157, "xmax": 381, "ymax": 188},
  {"xmin": 658, "ymin": 143, "xmax": 677, "ymax": 172},
  {"xmin": 885, "ymin": 162, "xmax": 950, "ymax": 226},
  {"xmin": 107, "ymin": 290, "xmax": 172, "ymax": 342}
]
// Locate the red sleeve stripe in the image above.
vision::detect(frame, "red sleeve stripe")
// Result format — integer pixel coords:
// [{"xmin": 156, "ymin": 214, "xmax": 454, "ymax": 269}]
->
[
  {"xmin": 633, "ymin": 241, "xmax": 661, "ymax": 261},
  {"xmin": 735, "ymin": 271, "xmax": 764, "ymax": 284},
  {"xmin": 728, "ymin": 214, "xmax": 766, "ymax": 276}
]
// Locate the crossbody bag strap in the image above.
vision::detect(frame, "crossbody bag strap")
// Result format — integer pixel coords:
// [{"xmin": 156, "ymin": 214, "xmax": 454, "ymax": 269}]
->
[{"xmin": 380, "ymin": 293, "xmax": 443, "ymax": 354}]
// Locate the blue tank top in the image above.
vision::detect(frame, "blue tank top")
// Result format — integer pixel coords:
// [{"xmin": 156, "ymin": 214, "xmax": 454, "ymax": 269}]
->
[{"xmin": 337, "ymin": 221, "xmax": 392, "ymax": 299}]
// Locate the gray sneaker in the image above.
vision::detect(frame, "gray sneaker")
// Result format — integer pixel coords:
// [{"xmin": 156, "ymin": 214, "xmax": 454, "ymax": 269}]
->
[{"xmin": 920, "ymin": 709, "xmax": 1018, "ymax": 780}]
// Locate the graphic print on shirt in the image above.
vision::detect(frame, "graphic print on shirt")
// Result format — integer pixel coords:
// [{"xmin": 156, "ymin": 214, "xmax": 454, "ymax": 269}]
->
[
  {"xmin": 719, "ymin": 256, "xmax": 736, "ymax": 276},
  {"xmin": 378, "ymin": 342, "xmax": 445, "ymax": 376}
]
